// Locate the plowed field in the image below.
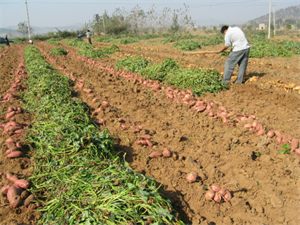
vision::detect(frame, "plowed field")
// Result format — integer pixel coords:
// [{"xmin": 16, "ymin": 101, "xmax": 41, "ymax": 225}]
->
[{"xmin": 1, "ymin": 38, "xmax": 300, "ymax": 225}]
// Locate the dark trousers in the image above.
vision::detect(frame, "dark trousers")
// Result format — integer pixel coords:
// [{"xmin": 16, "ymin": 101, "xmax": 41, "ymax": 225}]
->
[
  {"xmin": 88, "ymin": 38, "xmax": 92, "ymax": 44},
  {"xmin": 223, "ymin": 48, "xmax": 250, "ymax": 84}
]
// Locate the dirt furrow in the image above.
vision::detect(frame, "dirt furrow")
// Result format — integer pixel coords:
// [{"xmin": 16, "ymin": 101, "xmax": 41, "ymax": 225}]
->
[{"xmin": 0, "ymin": 44, "xmax": 41, "ymax": 225}]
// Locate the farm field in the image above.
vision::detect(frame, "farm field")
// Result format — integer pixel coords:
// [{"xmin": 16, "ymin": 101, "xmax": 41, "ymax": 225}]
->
[{"xmin": 0, "ymin": 34, "xmax": 300, "ymax": 225}]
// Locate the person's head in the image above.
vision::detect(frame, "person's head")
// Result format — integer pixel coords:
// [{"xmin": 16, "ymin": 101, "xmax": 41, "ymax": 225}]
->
[
  {"xmin": 87, "ymin": 30, "xmax": 90, "ymax": 32},
  {"xmin": 221, "ymin": 26, "xmax": 229, "ymax": 34}
]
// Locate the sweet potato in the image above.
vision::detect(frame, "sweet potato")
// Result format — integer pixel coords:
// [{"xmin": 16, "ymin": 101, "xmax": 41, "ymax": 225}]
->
[
  {"xmin": 92, "ymin": 98, "xmax": 100, "ymax": 103},
  {"xmin": 139, "ymin": 135, "xmax": 152, "ymax": 140},
  {"xmin": 186, "ymin": 171, "xmax": 198, "ymax": 183},
  {"xmin": 10, "ymin": 195, "xmax": 22, "ymax": 208},
  {"xmin": 267, "ymin": 131, "xmax": 275, "ymax": 138},
  {"xmin": 5, "ymin": 111, "xmax": 15, "ymax": 119},
  {"xmin": 7, "ymin": 186, "xmax": 22, "ymax": 208},
  {"xmin": 149, "ymin": 151, "xmax": 162, "ymax": 158},
  {"xmin": 21, "ymin": 190, "xmax": 29, "ymax": 199},
  {"xmin": 162, "ymin": 148, "xmax": 172, "ymax": 158},
  {"xmin": 137, "ymin": 140, "xmax": 147, "ymax": 145},
  {"xmin": 0, "ymin": 185, "xmax": 11, "ymax": 195},
  {"xmin": 24, "ymin": 194, "xmax": 36, "ymax": 207},
  {"xmin": 15, "ymin": 179, "xmax": 30, "ymax": 189},
  {"xmin": 290, "ymin": 138, "xmax": 299, "ymax": 152},
  {"xmin": 146, "ymin": 139, "xmax": 153, "ymax": 147},
  {"xmin": 7, "ymin": 151, "xmax": 22, "ymax": 158},
  {"xmin": 274, "ymin": 131, "xmax": 282, "ymax": 137},
  {"xmin": 6, "ymin": 172, "xmax": 18, "ymax": 183},
  {"xmin": 256, "ymin": 129, "xmax": 265, "ymax": 136},
  {"xmin": 5, "ymin": 138, "xmax": 15, "ymax": 143}
]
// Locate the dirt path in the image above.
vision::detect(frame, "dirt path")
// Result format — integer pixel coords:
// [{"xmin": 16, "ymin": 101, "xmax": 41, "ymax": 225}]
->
[
  {"xmin": 35, "ymin": 42, "xmax": 300, "ymax": 225},
  {"xmin": 0, "ymin": 44, "xmax": 41, "ymax": 225}
]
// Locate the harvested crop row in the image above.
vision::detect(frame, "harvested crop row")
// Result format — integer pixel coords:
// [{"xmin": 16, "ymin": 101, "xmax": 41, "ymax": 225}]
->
[
  {"xmin": 22, "ymin": 45, "xmax": 183, "ymax": 225},
  {"xmin": 0, "ymin": 44, "xmax": 42, "ymax": 224}
]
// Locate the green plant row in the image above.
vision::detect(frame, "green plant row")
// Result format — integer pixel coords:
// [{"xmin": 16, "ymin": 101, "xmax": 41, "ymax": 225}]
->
[
  {"xmin": 22, "ymin": 45, "xmax": 183, "ymax": 225},
  {"xmin": 95, "ymin": 33, "xmax": 205, "ymax": 45},
  {"xmin": 173, "ymin": 40, "xmax": 201, "ymax": 51},
  {"xmin": 67, "ymin": 39, "xmax": 120, "ymax": 58},
  {"xmin": 49, "ymin": 47, "xmax": 68, "ymax": 56},
  {"xmin": 45, "ymin": 39, "xmax": 62, "ymax": 46},
  {"xmin": 115, "ymin": 56, "xmax": 228, "ymax": 95},
  {"xmin": 220, "ymin": 37, "xmax": 300, "ymax": 58}
]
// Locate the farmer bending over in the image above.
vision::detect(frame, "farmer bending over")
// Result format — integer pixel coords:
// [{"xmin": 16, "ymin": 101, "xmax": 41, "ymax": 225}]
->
[{"xmin": 216, "ymin": 26, "xmax": 250, "ymax": 84}]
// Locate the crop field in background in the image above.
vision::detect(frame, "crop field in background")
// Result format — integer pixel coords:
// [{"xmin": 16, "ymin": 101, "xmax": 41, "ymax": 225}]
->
[{"xmin": 0, "ymin": 31, "xmax": 300, "ymax": 225}]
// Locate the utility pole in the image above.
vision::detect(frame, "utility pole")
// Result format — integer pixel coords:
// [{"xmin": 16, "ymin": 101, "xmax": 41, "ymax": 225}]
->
[
  {"xmin": 25, "ymin": 0, "xmax": 31, "ymax": 39},
  {"xmin": 268, "ymin": 0, "xmax": 272, "ymax": 39},
  {"xmin": 273, "ymin": 4, "xmax": 276, "ymax": 36}
]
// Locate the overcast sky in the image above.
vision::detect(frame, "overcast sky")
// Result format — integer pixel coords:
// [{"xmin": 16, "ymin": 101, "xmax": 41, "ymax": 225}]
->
[{"xmin": 0, "ymin": 0, "xmax": 299, "ymax": 29}]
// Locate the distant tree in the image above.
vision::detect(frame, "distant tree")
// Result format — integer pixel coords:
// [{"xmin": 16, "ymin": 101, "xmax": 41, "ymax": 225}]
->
[
  {"xmin": 285, "ymin": 23, "xmax": 292, "ymax": 30},
  {"xmin": 158, "ymin": 7, "xmax": 171, "ymax": 33},
  {"xmin": 146, "ymin": 4, "xmax": 158, "ymax": 33},
  {"xmin": 213, "ymin": 26, "xmax": 217, "ymax": 32},
  {"xmin": 285, "ymin": 19, "xmax": 296, "ymax": 25},
  {"xmin": 129, "ymin": 5, "xmax": 146, "ymax": 34},
  {"xmin": 17, "ymin": 21, "xmax": 33, "ymax": 37},
  {"xmin": 169, "ymin": 11, "xmax": 180, "ymax": 34},
  {"xmin": 247, "ymin": 24, "xmax": 253, "ymax": 30},
  {"xmin": 202, "ymin": 26, "xmax": 206, "ymax": 31}
]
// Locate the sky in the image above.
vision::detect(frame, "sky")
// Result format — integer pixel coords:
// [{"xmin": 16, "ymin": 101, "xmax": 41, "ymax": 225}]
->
[{"xmin": 0, "ymin": 0, "xmax": 299, "ymax": 29}]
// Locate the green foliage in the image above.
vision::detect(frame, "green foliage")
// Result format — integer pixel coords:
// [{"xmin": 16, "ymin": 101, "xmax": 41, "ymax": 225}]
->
[
  {"xmin": 277, "ymin": 40, "xmax": 300, "ymax": 55},
  {"xmin": 45, "ymin": 39, "xmax": 62, "ymax": 46},
  {"xmin": 161, "ymin": 36, "xmax": 179, "ymax": 44},
  {"xmin": 119, "ymin": 37, "xmax": 139, "ymax": 44},
  {"xmin": 49, "ymin": 47, "xmax": 68, "ymax": 56},
  {"xmin": 250, "ymin": 40, "xmax": 293, "ymax": 58},
  {"xmin": 115, "ymin": 56, "xmax": 227, "ymax": 95},
  {"xmin": 173, "ymin": 40, "xmax": 201, "ymax": 51},
  {"xmin": 77, "ymin": 46, "xmax": 105, "ymax": 59},
  {"xmin": 115, "ymin": 56, "xmax": 149, "ymax": 73},
  {"xmin": 23, "ymin": 45, "xmax": 184, "ymax": 225},
  {"xmin": 94, "ymin": 36, "xmax": 115, "ymax": 43},
  {"xmin": 165, "ymin": 68, "xmax": 228, "ymax": 96},
  {"xmin": 101, "ymin": 44, "xmax": 120, "ymax": 54},
  {"xmin": 67, "ymin": 38, "xmax": 92, "ymax": 48},
  {"xmin": 140, "ymin": 58, "xmax": 179, "ymax": 82},
  {"xmin": 281, "ymin": 144, "xmax": 290, "ymax": 154},
  {"xmin": 199, "ymin": 34, "xmax": 223, "ymax": 46}
]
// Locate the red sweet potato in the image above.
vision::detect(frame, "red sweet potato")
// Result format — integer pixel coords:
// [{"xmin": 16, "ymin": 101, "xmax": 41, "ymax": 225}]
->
[
  {"xmin": 7, "ymin": 186, "xmax": 22, "ymax": 208},
  {"xmin": 7, "ymin": 151, "xmax": 22, "ymax": 158},
  {"xmin": 0, "ymin": 185, "xmax": 11, "ymax": 195},
  {"xmin": 6, "ymin": 172, "xmax": 18, "ymax": 183},
  {"xmin": 15, "ymin": 179, "xmax": 30, "ymax": 189},
  {"xmin": 149, "ymin": 151, "xmax": 162, "ymax": 158},
  {"xmin": 291, "ymin": 138, "xmax": 299, "ymax": 152}
]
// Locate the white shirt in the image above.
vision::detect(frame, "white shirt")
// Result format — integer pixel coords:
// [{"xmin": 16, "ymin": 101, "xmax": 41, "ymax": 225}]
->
[
  {"xmin": 86, "ymin": 32, "xmax": 91, "ymax": 38},
  {"xmin": 225, "ymin": 27, "xmax": 250, "ymax": 52}
]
